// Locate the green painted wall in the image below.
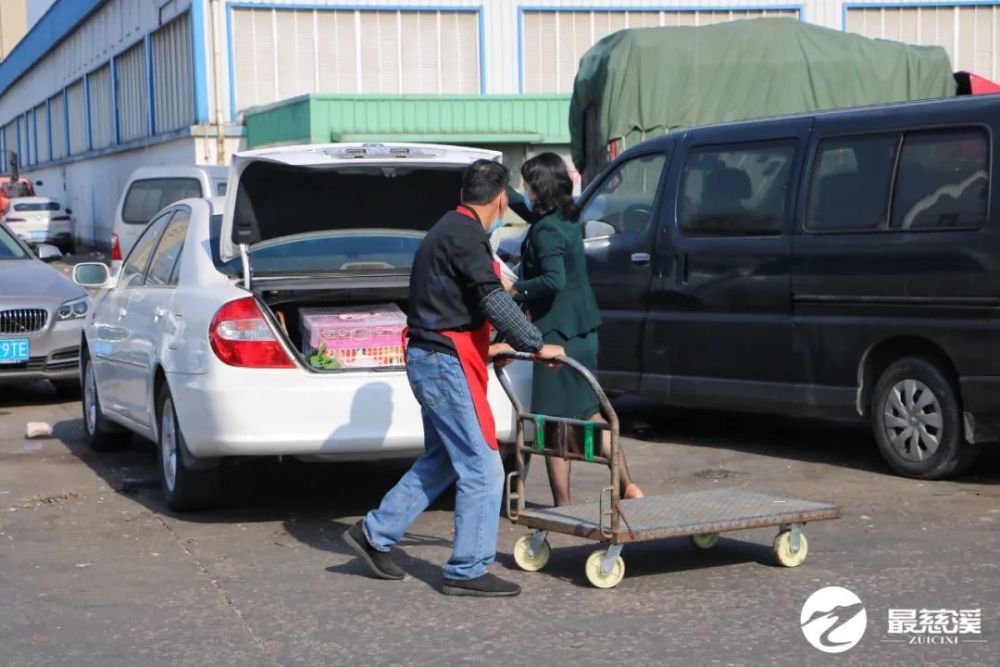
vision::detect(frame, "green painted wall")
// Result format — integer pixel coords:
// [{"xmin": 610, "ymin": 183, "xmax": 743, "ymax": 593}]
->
[{"xmin": 244, "ymin": 94, "xmax": 571, "ymax": 149}]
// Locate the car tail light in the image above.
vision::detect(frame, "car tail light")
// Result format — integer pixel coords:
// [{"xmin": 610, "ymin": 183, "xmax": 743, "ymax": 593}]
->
[
  {"xmin": 110, "ymin": 233, "xmax": 122, "ymax": 261},
  {"xmin": 209, "ymin": 297, "xmax": 294, "ymax": 368},
  {"xmin": 5, "ymin": 217, "xmax": 25, "ymax": 223}
]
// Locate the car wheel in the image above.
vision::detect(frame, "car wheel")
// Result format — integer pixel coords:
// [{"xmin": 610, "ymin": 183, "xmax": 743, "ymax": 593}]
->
[
  {"xmin": 82, "ymin": 356, "xmax": 129, "ymax": 451},
  {"xmin": 871, "ymin": 356, "xmax": 980, "ymax": 479},
  {"xmin": 157, "ymin": 384, "xmax": 220, "ymax": 512}
]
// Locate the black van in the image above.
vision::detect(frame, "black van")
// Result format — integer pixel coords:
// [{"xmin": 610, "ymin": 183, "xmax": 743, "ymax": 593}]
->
[{"xmin": 579, "ymin": 94, "xmax": 999, "ymax": 479}]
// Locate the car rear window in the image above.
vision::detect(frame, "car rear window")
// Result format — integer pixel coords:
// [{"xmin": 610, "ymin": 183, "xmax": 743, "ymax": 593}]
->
[
  {"xmin": 121, "ymin": 178, "xmax": 201, "ymax": 224},
  {"xmin": 13, "ymin": 202, "xmax": 60, "ymax": 212}
]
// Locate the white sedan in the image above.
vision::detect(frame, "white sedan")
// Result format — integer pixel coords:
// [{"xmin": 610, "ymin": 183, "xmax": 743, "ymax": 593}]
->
[
  {"xmin": 73, "ymin": 143, "xmax": 532, "ymax": 511},
  {"xmin": 4, "ymin": 196, "xmax": 75, "ymax": 253}
]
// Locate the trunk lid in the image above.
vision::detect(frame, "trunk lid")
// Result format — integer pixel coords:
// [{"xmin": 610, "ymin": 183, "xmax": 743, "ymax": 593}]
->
[{"xmin": 219, "ymin": 143, "xmax": 502, "ymax": 282}]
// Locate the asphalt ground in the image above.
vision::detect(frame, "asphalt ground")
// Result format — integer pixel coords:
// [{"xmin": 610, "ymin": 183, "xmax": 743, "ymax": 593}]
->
[{"xmin": 0, "ymin": 382, "xmax": 997, "ymax": 666}]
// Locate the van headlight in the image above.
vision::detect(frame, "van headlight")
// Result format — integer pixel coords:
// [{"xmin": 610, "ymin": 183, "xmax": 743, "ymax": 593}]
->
[{"xmin": 57, "ymin": 295, "xmax": 89, "ymax": 321}]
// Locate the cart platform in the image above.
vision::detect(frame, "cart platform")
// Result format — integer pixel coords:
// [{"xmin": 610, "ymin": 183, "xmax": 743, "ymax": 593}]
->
[
  {"xmin": 494, "ymin": 351, "xmax": 843, "ymax": 587},
  {"xmin": 516, "ymin": 488, "xmax": 841, "ymax": 544}
]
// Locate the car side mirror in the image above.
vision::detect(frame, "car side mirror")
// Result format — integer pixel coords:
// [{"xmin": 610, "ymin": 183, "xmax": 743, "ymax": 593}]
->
[
  {"xmin": 35, "ymin": 243, "xmax": 62, "ymax": 263},
  {"xmin": 584, "ymin": 219, "xmax": 616, "ymax": 239},
  {"xmin": 73, "ymin": 262, "xmax": 112, "ymax": 287},
  {"xmin": 65, "ymin": 208, "xmax": 72, "ymax": 215},
  {"xmin": 35, "ymin": 180, "xmax": 43, "ymax": 187}
]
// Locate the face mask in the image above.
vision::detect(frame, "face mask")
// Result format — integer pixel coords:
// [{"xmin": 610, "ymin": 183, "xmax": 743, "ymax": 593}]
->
[
  {"xmin": 523, "ymin": 191, "xmax": 534, "ymax": 212},
  {"xmin": 486, "ymin": 217, "xmax": 504, "ymax": 236}
]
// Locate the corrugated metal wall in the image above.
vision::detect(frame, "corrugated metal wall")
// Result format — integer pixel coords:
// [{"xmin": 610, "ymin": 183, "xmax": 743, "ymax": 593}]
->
[
  {"xmin": 522, "ymin": 7, "xmax": 800, "ymax": 93},
  {"xmin": 230, "ymin": 6, "xmax": 480, "ymax": 112},
  {"xmin": 34, "ymin": 102, "xmax": 49, "ymax": 163},
  {"xmin": 151, "ymin": 12, "xmax": 195, "ymax": 133},
  {"xmin": 88, "ymin": 64, "xmax": 114, "ymax": 150},
  {"xmin": 20, "ymin": 113, "xmax": 30, "ymax": 165},
  {"xmin": 115, "ymin": 40, "xmax": 148, "ymax": 143},
  {"xmin": 66, "ymin": 79, "xmax": 87, "ymax": 155},
  {"xmin": 49, "ymin": 92, "xmax": 67, "ymax": 160},
  {"xmin": 847, "ymin": 3, "xmax": 1000, "ymax": 82},
  {"xmin": 2, "ymin": 123, "xmax": 14, "ymax": 170}
]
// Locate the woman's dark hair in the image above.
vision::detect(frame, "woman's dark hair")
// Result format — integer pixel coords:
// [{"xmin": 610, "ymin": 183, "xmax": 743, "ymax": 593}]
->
[{"xmin": 520, "ymin": 152, "xmax": 580, "ymax": 221}]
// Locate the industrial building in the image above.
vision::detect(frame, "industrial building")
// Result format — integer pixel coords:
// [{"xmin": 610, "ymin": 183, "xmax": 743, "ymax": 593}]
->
[{"xmin": 2, "ymin": 0, "xmax": 1000, "ymax": 248}]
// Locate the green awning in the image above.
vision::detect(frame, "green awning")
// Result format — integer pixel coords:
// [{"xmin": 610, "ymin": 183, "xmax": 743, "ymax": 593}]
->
[{"xmin": 244, "ymin": 94, "xmax": 571, "ymax": 149}]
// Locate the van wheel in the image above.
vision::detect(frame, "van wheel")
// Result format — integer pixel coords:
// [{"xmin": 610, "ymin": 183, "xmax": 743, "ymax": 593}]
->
[
  {"xmin": 157, "ymin": 385, "xmax": 220, "ymax": 512},
  {"xmin": 82, "ymin": 356, "xmax": 129, "ymax": 451},
  {"xmin": 871, "ymin": 357, "xmax": 979, "ymax": 479}
]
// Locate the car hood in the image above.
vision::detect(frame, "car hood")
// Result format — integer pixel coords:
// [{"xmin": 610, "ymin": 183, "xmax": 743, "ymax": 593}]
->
[{"xmin": 0, "ymin": 259, "xmax": 85, "ymax": 306}]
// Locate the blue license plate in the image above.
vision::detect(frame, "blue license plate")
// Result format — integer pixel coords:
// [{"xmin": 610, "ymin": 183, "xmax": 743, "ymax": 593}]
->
[{"xmin": 0, "ymin": 339, "xmax": 29, "ymax": 363}]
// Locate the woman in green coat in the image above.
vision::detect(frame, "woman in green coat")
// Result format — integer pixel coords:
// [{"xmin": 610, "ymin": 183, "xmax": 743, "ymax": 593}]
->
[{"xmin": 507, "ymin": 153, "xmax": 643, "ymax": 506}]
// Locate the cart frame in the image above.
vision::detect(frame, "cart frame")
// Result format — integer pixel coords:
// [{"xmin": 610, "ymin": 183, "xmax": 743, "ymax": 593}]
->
[{"xmin": 494, "ymin": 351, "xmax": 841, "ymax": 586}]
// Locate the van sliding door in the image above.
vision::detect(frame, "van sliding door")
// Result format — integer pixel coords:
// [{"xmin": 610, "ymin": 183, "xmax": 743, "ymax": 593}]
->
[{"xmin": 646, "ymin": 120, "xmax": 810, "ymax": 409}]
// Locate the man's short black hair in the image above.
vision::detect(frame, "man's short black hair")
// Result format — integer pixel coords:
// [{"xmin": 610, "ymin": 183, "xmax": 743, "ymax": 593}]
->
[{"xmin": 461, "ymin": 159, "xmax": 510, "ymax": 206}]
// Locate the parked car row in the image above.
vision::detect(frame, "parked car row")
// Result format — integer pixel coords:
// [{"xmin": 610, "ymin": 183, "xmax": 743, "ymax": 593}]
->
[{"xmin": 3, "ymin": 94, "xmax": 998, "ymax": 513}]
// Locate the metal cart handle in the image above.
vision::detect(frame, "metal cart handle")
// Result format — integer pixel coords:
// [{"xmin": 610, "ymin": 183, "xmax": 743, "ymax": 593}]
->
[
  {"xmin": 493, "ymin": 350, "xmax": 624, "ymax": 539},
  {"xmin": 492, "ymin": 352, "xmax": 619, "ymax": 432}
]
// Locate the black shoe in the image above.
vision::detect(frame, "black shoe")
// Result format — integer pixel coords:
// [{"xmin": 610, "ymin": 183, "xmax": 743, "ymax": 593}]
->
[
  {"xmin": 342, "ymin": 521, "xmax": 405, "ymax": 580},
  {"xmin": 441, "ymin": 573, "xmax": 521, "ymax": 597}
]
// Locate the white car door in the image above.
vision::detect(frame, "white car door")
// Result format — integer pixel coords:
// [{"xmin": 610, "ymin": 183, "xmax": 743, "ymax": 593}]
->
[
  {"xmin": 122, "ymin": 208, "xmax": 191, "ymax": 429},
  {"xmin": 103, "ymin": 211, "xmax": 173, "ymax": 426}
]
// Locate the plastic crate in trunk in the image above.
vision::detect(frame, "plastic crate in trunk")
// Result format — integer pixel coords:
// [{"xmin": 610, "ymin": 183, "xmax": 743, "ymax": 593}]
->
[{"xmin": 299, "ymin": 304, "xmax": 407, "ymax": 369}]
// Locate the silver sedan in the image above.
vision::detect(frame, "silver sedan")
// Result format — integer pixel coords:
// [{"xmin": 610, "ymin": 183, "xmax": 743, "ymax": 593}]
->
[{"xmin": 0, "ymin": 222, "xmax": 88, "ymax": 394}]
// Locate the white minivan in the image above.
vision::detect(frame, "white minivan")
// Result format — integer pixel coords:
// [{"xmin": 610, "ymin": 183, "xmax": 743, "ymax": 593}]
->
[{"xmin": 112, "ymin": 165, "xmax": 228, "ymax": 265}]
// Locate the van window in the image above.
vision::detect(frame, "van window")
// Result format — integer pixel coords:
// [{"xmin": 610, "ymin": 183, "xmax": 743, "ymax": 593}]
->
[
  {"xmin": 890, "ymin": 128, "xmax": 989, "ymax": 230},
  {"xmin": 580, "ymin": 152, "xmax": 667, "ymax": 236},
  {"xmin": 215, "ymin": 180, "xmax": 227, "ymax": 196},
  {"xmin": 806, "ymin": 134, "xmax": 898, "ymax": 232},
  {"xmin": 121, "ymin": 178, "xmax": 201, "ymax": 224},
  {"xmin": 678, "ymin": 142, "xmax": 796, "ymax": 236}
]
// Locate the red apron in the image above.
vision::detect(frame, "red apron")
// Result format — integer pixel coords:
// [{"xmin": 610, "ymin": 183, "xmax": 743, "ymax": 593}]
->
[{"xmin": 405, "ymin": 205, "xmax": 500, "ymax": 450}]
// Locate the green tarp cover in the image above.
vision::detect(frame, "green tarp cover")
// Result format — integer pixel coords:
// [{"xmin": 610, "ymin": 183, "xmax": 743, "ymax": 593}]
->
[{"xmin": 569, "ymin": 18, "xmax": 956, "ymax": 169}]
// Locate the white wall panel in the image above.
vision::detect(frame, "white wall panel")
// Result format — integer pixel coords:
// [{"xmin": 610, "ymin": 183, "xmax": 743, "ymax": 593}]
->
[
  {"xmin": 49, "ymin": 92, "xmax": 67, "ymax": 160},
  {"xmin": 115, "ymin": 41, "xmax": 149, "ymax": 143},
  {"xmin": 34, "ymin": 103, "xmax": 49, "ymax": 163},
  {"xmin": 523, "ymin": 7, "xmax": 800, "ymax": 93},
  {"xmin": 231, "ymin": 6, "xmax": 479, "ymax": 112},
  {"xmin": 3, "ymin": 123, "xmax": 15, "ymax": 169},
  {"xmin": 152, "ymin": 12, "xmax": 195, "ymax": 133},
  {"xmin": 67, "ymin": 79, "xmax": 87, "ymax": 155},
  {"xmin": 88, "ymin": 64, "xmax": 114, "ymax": 150},
  {"xmin": 848, "ymin": 4, "xmax": 1000, "ymax": 81}
]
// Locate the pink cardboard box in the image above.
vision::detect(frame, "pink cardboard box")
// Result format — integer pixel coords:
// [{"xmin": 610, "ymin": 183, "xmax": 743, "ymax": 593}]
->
[{"xmin": 299, "ymin": 304, "xmax": 407, "ymax": 368}]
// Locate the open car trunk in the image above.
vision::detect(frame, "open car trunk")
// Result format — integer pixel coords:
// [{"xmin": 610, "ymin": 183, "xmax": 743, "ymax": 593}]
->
[
  {"xmin": 256, "ymin": 279, "xmax": 411, "ymax": 372},
  {"xmin": 221, "ymin": 143, "xmax": 504, "ymax": 371}
]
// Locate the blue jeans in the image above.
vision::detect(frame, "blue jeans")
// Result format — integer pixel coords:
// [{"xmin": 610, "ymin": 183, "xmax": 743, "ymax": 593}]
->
[{"xmin": 363, "ymin": 346, "xmax": 504, "ymax": 580}]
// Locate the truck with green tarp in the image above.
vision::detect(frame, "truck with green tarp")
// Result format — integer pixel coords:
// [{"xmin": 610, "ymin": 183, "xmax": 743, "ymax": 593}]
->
[{"xmin": 569, "ymin": 18, "xmax": 958, "ymax": 184}]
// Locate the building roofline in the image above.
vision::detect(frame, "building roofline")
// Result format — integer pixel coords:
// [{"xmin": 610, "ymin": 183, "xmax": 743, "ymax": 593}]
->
[{"xmin": 0, "ymin": 0, "xmax": 107, "ymax": 98}]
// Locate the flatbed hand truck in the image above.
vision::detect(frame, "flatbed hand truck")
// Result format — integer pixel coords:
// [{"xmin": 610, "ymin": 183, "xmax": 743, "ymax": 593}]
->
[{"xmin": 494, "ymin": 352, "xmax": 842, "ymax": 588}]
